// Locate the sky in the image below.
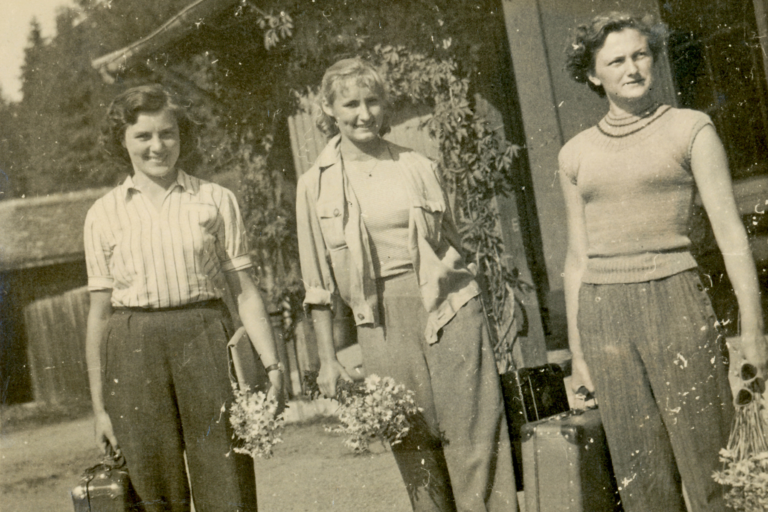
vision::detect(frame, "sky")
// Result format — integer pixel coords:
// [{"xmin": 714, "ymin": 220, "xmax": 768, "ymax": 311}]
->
[{"xmin": 0, "ymin": 0, "xmax": 74, "ymax": 102}]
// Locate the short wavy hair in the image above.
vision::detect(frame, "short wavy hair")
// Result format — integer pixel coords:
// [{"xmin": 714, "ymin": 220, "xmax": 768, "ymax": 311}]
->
[
  {"xmin": 315, "ymin": 58, "xmax": 391, "ymax": 136},
  {"xmin": 566, "ymin": 12, "xmax": 668, "ymax": 97},
  {"xmin": 101, "ymin": 84, "xmax": 196, "ymax": 166}
]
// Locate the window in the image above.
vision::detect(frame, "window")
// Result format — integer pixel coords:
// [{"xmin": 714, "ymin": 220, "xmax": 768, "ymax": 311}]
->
[{"xmin": 661, "ymin": 0, "xmax": 768, "ymax": 179}]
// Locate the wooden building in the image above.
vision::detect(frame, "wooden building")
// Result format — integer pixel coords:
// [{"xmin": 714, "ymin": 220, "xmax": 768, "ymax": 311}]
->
[{"xmin": 0, "ymin": 188, "xmax": 108, "ymax": 405}]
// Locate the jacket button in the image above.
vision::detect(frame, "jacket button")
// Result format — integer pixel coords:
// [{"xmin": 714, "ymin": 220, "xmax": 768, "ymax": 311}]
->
[
  {"xmin": 333, "ymin": 208, "xmax": 341, "ymax": 217},
  {"xmin": 697, "ymin": 283, "xmax": 704, "ymax": 291},
  {"xmin": 357, "ymin": 313, "xmax": 364, "ymax": 320}
]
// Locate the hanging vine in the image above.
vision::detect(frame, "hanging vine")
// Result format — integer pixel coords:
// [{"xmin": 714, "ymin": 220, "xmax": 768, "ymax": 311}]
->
[{"xmin": 370, "ymin": 44, "xmax": 528, "ymax": 372}]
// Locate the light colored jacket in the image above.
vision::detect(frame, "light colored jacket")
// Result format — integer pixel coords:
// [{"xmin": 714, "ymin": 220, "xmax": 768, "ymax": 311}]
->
[{"xmin": 296, "ymin": 135, "xmax": 479, "ymax": 344}]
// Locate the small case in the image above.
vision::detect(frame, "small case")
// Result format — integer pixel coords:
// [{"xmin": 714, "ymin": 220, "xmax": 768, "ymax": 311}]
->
[
  {"xmin": 521, "ymin": 408, "xmax": 623, "ymax": 512},
  {"xmin": 71, "ymin": 453, "xmax": 140, "ymax": 512},
  {"xmin": 500, "ymin": 363, "xmax": 570, "ymax": 490}
]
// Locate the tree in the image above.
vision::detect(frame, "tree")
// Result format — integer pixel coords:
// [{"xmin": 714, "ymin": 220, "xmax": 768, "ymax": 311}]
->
[
  {"xmin": 0, "ymin": 94, "xmax": 21, "ymax": 199},
  {"xmin": 10, "ymin": 0, "xmax": 200, "ymax": 197}
]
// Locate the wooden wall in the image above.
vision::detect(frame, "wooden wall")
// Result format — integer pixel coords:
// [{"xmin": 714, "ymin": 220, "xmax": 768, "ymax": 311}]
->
[{"xmin": 23, "ymin": 286, "xmax": 90, "ymax": 406}]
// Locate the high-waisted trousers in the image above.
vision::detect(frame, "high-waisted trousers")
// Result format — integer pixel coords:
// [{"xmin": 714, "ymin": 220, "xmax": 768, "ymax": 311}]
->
[
  {"xmin": 578, "ymin": 270, "xmax": 733, "ymax": 512},
  {"xmin": 103, "ymin": 300, "xmax": 257, "ymax": 512},
  {"xmin": 355, "ymin": 271, "xmax": 518, "ymax": 512}
]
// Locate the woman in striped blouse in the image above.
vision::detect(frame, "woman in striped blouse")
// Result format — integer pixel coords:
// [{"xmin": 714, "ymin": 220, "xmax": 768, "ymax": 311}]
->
[{"xmin": 84, "ymin": 84, "xmax": 282, "ymax": 512}]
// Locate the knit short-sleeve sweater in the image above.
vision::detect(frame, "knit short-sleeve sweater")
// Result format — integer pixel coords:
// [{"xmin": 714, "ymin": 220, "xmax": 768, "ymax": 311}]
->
[{"xmin": 559, "ymin": 106, "xmax": 713, "ymax": 284}]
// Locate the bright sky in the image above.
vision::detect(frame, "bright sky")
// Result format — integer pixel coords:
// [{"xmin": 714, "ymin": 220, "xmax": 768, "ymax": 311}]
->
[{"xmin": 0, "ymin": 0, "xmax": 74, "ymax": 102}]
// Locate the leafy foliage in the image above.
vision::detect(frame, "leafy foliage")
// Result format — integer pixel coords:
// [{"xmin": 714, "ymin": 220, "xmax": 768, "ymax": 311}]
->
[{"xmin": 367, "ymin": 44, "xmax": 526, "ymax": 370}]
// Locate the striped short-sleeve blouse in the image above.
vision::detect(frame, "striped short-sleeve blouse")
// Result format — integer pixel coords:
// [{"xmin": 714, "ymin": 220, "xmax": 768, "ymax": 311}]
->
[{"xmin": 84, "ymin": 170, "xmax": 252, "ymax": 308}]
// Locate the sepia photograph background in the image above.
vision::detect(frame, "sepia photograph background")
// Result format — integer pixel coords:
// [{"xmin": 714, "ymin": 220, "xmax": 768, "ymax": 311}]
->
[{"xmin": 1, "ymin": 0, "xmax": 767, "ymax": 510}]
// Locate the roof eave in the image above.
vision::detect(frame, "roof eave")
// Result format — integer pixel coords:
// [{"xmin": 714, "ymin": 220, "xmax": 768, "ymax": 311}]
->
[
  {"xmin": 0, "ymin": 253, "xmax": 86, "ymax": 273},
  {"xmin": 91, "ymin": 0, "xmax": 240, "ymax": 81}
]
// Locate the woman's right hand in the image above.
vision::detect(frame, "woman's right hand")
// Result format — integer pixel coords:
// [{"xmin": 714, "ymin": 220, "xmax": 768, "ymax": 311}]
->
[
  {"xmin": 570, "ymin": 355, "xmax": 595, "ymax": 396},
  {"xmin": 317, "ymin": 360, "xmax": 353, "ymax": 398},
  {"xmin": 94, "ymin": 410, "xmax": 119, "ymax": 456}
]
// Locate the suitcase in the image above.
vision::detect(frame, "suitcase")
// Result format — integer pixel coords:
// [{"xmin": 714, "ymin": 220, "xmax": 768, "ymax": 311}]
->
[
  {"xmin": 521, "ymin": 408, "xmax": 623, "ymax": 512},
  {"xmin": 71, "ymin": 454, "xmax": 140, "ymax": 512},
  {"xmin": 500, "ymin": 363, "xmax": 570, "ymax": 490}
]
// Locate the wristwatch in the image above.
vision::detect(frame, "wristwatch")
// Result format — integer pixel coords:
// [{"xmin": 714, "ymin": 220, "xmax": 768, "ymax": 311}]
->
[{"xmin": 264, "ymin": 362, "xmax": 284, "ymax": 374}]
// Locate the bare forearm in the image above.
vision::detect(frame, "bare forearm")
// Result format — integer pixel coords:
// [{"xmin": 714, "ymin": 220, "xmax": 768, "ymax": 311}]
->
[
  {"xmin": 563, "ymin": 253, "xmax": 586, "ymax": 357},
  {"xmin": 720, "ymin": 237, "xmax": 763, "ymax": 335},
  {"xmin": 310, "ymin": 304, "xmax": 351, "ymax": 397},
  {"xmin": 563, "ymin": 250, "xmax": 595, "ymax": 392},
  {"xmin": 717, "ymin": 229, "xmax": 767, "ymax": 374},
  {"xmin": 311, "ymin": 306, "xmax": 337, "ymax": 363},
  {"xmin": 85, "ymin": 324, "xmax": 107, "ymax": 412},
  {"xmin": 224, "ymin": 269, "xmax": 281, "ymax": 369},
  {"xmin": 690, "ymin": 126, "xmax": 764, "ymax": 335},
  {"xmin": 238, "ymin": 292, "xmax": 280, "ymax": 368},
  {"xmin": 85, "ymin": 293, "xmax": 112, "ymax": 414}
]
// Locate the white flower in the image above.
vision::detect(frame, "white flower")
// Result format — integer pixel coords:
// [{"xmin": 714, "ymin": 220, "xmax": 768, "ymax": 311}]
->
[
  {"xmin": 713, "ymin": 391, "xmax": 768, "ymax": 510},
  {"xmin": 229, "ymin": 383, "xmax": 284, "ymax": 459},
  {"xmin": 326, "ymin": 374, "xmax": 422, "ymax": 455}
]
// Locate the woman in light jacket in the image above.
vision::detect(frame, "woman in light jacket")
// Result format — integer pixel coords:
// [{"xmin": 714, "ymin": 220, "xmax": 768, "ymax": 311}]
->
[{"xmin": 296, "ymin": 58, "xmax": 518, "ymax": 512}]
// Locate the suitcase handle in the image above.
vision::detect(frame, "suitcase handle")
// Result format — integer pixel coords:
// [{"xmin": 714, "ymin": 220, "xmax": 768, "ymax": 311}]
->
[
  {"xmin": 100, "ymin": 443, "xmax": 126, "ymax": 469},
  {"xmin": 574, "ymin": 386, "xmax": 598, "ymax": 413},
  {"xmin": 575, "ymin": 386, "xmax": 596, "ymax": 401}
]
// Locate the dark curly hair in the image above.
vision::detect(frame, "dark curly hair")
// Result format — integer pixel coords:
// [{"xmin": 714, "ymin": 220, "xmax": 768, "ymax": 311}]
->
[
  {"xmin": 566, "ymin": 12, "xmax": 668, "ymax": 97},
  {"xmin": 315, "ymin": 58, "xmax": 391, "ymax": 137},
  {"xmin": 101, "ymin": 84, "xmax": 196, "ymax": 167}
]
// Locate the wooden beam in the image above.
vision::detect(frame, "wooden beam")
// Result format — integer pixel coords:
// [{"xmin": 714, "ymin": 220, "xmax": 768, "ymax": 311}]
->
[{"xmin": 91, "ymin": 0, "xmax": 239, "ymax": 80}]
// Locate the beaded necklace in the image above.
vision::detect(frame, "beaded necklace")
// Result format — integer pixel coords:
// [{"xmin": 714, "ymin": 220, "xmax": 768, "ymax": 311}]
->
[{"xmin": 596, "ymin": 103, "xmax": 672, "ymax": 138}]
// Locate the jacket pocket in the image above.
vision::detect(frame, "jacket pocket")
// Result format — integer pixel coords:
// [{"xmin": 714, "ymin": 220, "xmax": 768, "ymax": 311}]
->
[
  {"xmin": 414, "ymin": 200, "xmax": 444, "ymax": 246},
  {"xmin": 317, "ymin": 202, "xmax": 348, "ymax": 251}
]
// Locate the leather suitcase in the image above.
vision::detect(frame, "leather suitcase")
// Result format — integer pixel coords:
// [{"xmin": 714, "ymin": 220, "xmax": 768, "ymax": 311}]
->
[
  {"xmin": 500, "ymin": 363, "xmax": 570, "ymax": 490},
  {"xmin": 521, "ymin": 408, "xmax": 622, "ymax": 512},
  {"xmin": 71, "ymin": 455, "xmax": 140, "ymax": 512}
]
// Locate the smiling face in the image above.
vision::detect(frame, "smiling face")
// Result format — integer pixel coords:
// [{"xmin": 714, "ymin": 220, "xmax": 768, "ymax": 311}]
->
[
  {"xmin": 322, "ymin": 79, "xmax": 385, "ymax": 148},
  {"xmin": 589, "ymin": 28, "xmax": 655, "ymax": 108},
  {"xmin": 122, "ymin": 108, "xmax": 181, "ymax": 182}
]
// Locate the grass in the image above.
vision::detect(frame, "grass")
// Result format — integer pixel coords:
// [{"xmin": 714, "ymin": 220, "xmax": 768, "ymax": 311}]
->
[{"xmin": 0, "ymin": 400, "xmax": 92, "ymax": 435}]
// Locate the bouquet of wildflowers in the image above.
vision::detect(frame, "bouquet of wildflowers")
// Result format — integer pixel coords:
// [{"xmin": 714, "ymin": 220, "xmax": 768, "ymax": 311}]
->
[
  {"xmin": 713, "ymin": 359, "xmax": 768, "ymax": 510},
  {"xmin": 304, "ymin": 372, "xmax": 422, "ymax": 454},
  {"xmin": 228, "ymin": 382, "xmax": 285, "ymax": 459}
]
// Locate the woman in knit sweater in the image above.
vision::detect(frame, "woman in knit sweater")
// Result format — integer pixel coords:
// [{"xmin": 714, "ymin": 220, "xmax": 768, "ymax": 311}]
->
[
  {"xmin": 296, "ymin": 58, "xmax": 517, "ymax": 512},
  {"xmin": 560, "ymin": 12, "xmax": 767, "ymax": 512}
]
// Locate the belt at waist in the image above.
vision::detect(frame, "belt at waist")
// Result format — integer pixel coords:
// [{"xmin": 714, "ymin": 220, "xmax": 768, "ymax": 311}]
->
[{"xmin": 114, "ymin": 298, "xmax": 225, "ymax": 313}]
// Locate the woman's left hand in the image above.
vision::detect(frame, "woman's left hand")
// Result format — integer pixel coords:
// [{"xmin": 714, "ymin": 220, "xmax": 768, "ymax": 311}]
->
[{"xmin": 734, "ymin": 332, "xmax": 768, "ymax": 378}]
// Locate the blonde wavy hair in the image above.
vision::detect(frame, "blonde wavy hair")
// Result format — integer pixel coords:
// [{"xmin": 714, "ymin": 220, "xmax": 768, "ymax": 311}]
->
[{"xmin": 315, "ymin": 58, "xmax": 391, "ymax": 136}]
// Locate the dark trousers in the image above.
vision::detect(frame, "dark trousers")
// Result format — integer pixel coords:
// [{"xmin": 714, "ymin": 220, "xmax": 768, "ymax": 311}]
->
[
  {"xmin": 103, "ymin": 300, "xmax": 257, "ymax": 512},
  {"xmin": 356, "ymin": 272, "xmax": 518, "ymax": 512},
  {"xmin": 578, "ymin": 270, "xmax": 733, "ymax": 512}
]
